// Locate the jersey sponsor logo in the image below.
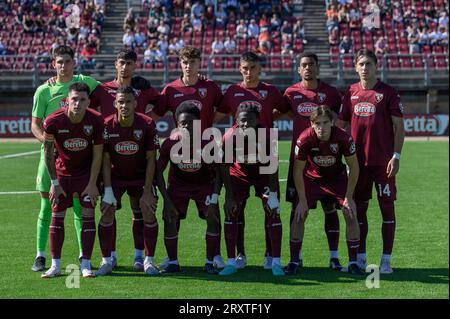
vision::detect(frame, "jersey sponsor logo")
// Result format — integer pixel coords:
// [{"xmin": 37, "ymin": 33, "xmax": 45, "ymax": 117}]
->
[
  {"xmin": 351, "ymin": 96, "xmax": 359, "ymax": 100},
  {"xmin": 177, "ymin": 161, "xmax": 202, "ymax": 172},
  {"xmin": 294, "ymin": 95, "xmax": 303, "ymax": 100},
  {"xmin": 313, "ymin": 155, "xmax": 336, "ymax": 167},
  {"xmin": 375, "ymin": 93, "xmax": 384, "ymax": 103},
  {"xmin": 329, "ymin": 143, "xmax": 339, "ymax": 154},
  {"xmin": 182, "ymin": 99, "xmax": 203, "ymax": 111},
  {"xmin": 107, "ymin": 89, "xmax": 117, "ymax": 94},
  {"xmin": 198, "ymin": 88, "xmax": 207, "ymax": 98},
  {"xmin": 108, "ymin": 133, "xmax": 120, "ymax": 137},
  {"xmin": 64, "ymin": 138, "xmax": 88, "ymax": 151},
  {"xmin": 174, "ymin": 93, "xmax": 184, "ymax": 98},
  {"xmin": 234, "ymin": 93, "xmax": 245, "ymax": 97},
  {"xmin": 115, "ymin": 141, "xmax": 139, "ymax": 155},
  {"xmin": 83, "ymin": 125, "xmax": 93, "ymax": 136},
  {"xmin": 58, "ymin": 129, "xmax": 69, "ymax": 133},
  {"xmin": 133, "ymin": 88, "xmax": 141, "ymax": 97},
  {"xmin": 133, "ymin": 129, "xmax": 143, "ymax": 140},
  {"xmin": 259, "ymin": 90, "xmax": 268, "ymax": 99},
  {"xmin": 354, "ymin": 102, "xmax": 376, "ymax": 117},
  {"xmin": 297, "ymin": 102, "xmax": 318, "ymax": 117},
  {"xmin": 317, "ymin": 92, "xmax": 327, "ymax": 103},
  {"xmin": 238, "ymin": 100, "xmax": 262, "ymax": 112}
]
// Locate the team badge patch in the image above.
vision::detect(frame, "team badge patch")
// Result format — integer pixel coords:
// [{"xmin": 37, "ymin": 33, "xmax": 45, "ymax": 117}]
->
[
  {"xmin": 317, "ymin": 92, "xmax": 327, "ymax": 103},
  {"xmin": 83, "ymin": 125, "xmax": 93, "ymax": 136},
  {"xmin": 330, "ymin": 143, "xmax": 339, "ymax": 154},
  {"xmin": 198, "ymin": 88, "xmax": 207, "ymax": 98},
  {"xmin": 375, "ymin": 93, "xmax": 384, "ymax": 103},
  {"xmin": 133, "ymin": 129, "xmax": 143, "ymax": 140},
  {"xmin": 259, "ymin": 90, "xmax": 268, "ymax": 99},
  {"xmin": 153, "ymin": 134, "xmax": 160, "ymax": 147}
]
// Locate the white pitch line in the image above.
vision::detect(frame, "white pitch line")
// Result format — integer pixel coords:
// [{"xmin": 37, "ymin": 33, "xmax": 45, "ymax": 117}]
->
[
  {"xmin": 0, "ymin": 150, "xmax": 40, "ymax": 160},
  {"xmin": 0, "ymin": 191, "xmax": 39, "ymax": 195}
]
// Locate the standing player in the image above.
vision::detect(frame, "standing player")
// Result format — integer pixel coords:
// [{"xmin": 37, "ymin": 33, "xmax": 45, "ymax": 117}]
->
[
  {"xmin": 149, "ymin": 45, "xmax": 226, "ymax": 269},
  {"xmin": 219, "ymin": 103, "xmax": 284, "ymax": 276},
  {"xmin": 286, "ymin": 106, "xmax": 363, "ymax": 275},
  {"xmin": 41, "ymin": 83, "xmax": 104, "ymax": 278},
  {"xmin": 338, "ymin": 49, "xmax": 405, "ymax": 274},
  {"xmin": 156, "ymin": 102, "xmax": 229, "ymax": 274},
  {"xmin": 31, "ymin": 45, "xmax": 100, "ymax": 272},
  {"xmin": 283, "ymin": 52, "xmax": 344, "ymax": 269},
  {"xmin": 96, "ymin": 86, "xmax": 159, "ymax": 276},
  {"xmin": 89, "ymin": 49, "xmax": 161, "ymax": 271},
  {"xmin": 214, "ymin": 51, "xmax": 289, "ymax": 270}
]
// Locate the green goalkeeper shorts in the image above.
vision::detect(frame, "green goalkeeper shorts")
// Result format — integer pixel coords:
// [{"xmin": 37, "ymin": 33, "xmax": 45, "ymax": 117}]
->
[{"xmin": 36, "ymin": 157, "xmax": 51, "ymax": 193}]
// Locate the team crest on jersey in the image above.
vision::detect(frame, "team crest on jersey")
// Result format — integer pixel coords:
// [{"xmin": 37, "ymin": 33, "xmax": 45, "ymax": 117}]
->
[
  {"xmin": 317, "ymin": 92, "xmax": 327, "ymax": 103},
  {"xmin": 83, "ymin": 125, "xmax": 93, "ymax": 136},
  {"xmin": 59, "ymin": 98, "xmax": 69, "ymax": 108},
  {"xmin": 259, "ymin": 90, "xmax": 268, "ymax": 99},
  {"xmin": 349, "ymin": 140, "xmax": 356, "ymax": 154},
  {"xmin": 103, "ymin": 128, "xmax": 109, "ymax": 140},
  {"xmin": 153, "ymin": 134, "xmax": 160, "ymax": 147},
  {"xmin": 133, "ymin": 129, "xmax": 143, "ymax": 140},
  {"xmin": 198, "ymin": 88, "xmax": 207, "ymax": 99},
  {"xmin": 375, "ymin": 93, "xmax": 384, "ymax": 103},
  {"xmin": 329, "ymin": 143, "xmax": 339, "ymax": 154},
  {"xmin": 145, "ymin": 104, "xmax": 155, "ymax": 114}
]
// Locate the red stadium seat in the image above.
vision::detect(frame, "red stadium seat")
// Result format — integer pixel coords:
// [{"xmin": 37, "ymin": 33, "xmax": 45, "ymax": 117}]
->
[
  {"xmin": 271, "ymin": 57, "xmax": 282, "ymax": 71},
  {"xmin": 412, "ymin": 56, "xmax": 424, "ymax": 69},
  {"xmin": 343, "ymin": 56, "xmax": 353, "ymax": 69},
  {"xmin": 212, "ymin": 57, "xmax": 223, "ymax": 70},
  {"xmin": 388, "ymin": 57, "xmax": 400, "ymax": 70},
  {"xmin": 399, "ymin": 58, "xmax": 412, "ymax": 70},
  {"xmin": 435, "ymin": 56, "xmax": 448, "ymax": 69}
]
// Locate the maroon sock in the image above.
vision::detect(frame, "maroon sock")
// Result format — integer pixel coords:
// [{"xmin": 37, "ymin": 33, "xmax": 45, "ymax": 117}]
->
[
  {"xmin": 380, "ymin": 201, "xmax": 396, "ymax": 254},
  {"xmin": 264, "ymin": 214, "xmax": 273, "ymax": 257},
  {"xmin": 290, "ymin": 240, "xmax": 302, "ymax": 263},
  {"xmin": 224, "ymin": 219, "xmax": 238, "ymax": 259},
  {"xmin": 143, "ymin": 221, "xmax": 158, "ymax": 257},
  {"xmin": 236, "ymin": 202, "xmax": 245, "ymax": 255},
  {"xmin": 111, "ymin": 217, "xmax": 117, "ymax": 252},
  {"xmin": 98, "ymin": 222, "xmax": 113, "ymax": 258},
  {"xmin": 206, "ymin": 233, "xmax": 220, "ymax": 261},
  {"xmin": 81, "ymin": 216, "xmax": 96, "ymax": 260},
  {"xmin": 356, "ymin": 201, "xmax": 369, "ymax": 254},
  {"xmin": 324, "ymin": 210, "xmax": 340, "ymax": 251},
  {"xmin": 267, "ymin": 214, "xmax": 282, "ymax": 258},
  {"xmin": 164, "ymin": 235, "xmax": 178, "ymax": 261},
  {"xmin": 50, "ymin": 215, "xmax": 65, "ymax": 259},
  {"xmin": 346, "ymin": 238, "xmax": 360, "ymax": 262},
  {"xmin": 132, "ymin": 211, "xmax": 145, "ymax": 251}
]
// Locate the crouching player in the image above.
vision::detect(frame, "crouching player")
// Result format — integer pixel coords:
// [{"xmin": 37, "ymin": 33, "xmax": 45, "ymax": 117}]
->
[
  {"xmin": 156, "ymin": 102, "xmax": 229, "ymax": 274},
  {"xmin": 219, "ymin": 103, "xmax": 284, "ymax": 276},
  {"xmin": 286, "ymin": 105, "xmax": 364, "ymax": 275},
  {"xmin": 96, "ymin": 86, "xmax": 159, "ymax": 276},
  {"xmin": 41, "ymin": 83, "xmax": 104, "ymax": 278}
]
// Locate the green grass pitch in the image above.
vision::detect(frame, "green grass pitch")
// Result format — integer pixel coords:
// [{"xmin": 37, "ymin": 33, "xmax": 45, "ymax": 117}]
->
[{"xmin": 0, "ymin": 140, "xmax": 448, "ymax": 299}]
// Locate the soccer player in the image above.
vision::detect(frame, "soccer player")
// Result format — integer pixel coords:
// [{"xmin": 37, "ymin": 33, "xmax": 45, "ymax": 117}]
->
[
  {"xmin": 150, "ymin": 45, "xmax": 226, "ymax": 269},
  {"xmin": 41, "ymin": 82, "xmax": 104, "ymax": 278},
  {"xmin": 286, "ymin": 105, "xmax": 363, "ymax": 275},
  {"xmin": 214, "ymin": 51, "xmax": 289, "ymax": 270},
  {"xmin": 96, "ymin": 86, "xmax": 159, "ymax": 276},
  {"xmin": 219, "ymin": 103, "xmax": 284, "ymax": 276},
  {"xmin": 338, "ymin": 49, "xmax": 405, "ymax": 274},
  {"xmin": 89, "ymin": 49, "xmax": 161, "ymax": 271},
  {"xmin": 283, "ymin": 52, "xmax": 344, "ymax": 270},
  {"xmin": 156, "ymin": 102, "xmax": 229, "ymax": 274},
  {"xmin": 31, "ymin": 45, "xmax": 100, "ymax": 272}
]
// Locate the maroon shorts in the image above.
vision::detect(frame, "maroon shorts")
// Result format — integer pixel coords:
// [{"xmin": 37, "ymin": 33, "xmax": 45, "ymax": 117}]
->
[
  {"xmin": 53, "ymin": 175, "xmax": 94, "ymax": 212},
  {"xmin": 230, "ymin": 174, "xmax": 280, "ymax": 204},
  {"xmin": 168, "ymin": 184, "xmax": 215, "ymax": 220},
  {"xmin": 302, "ymin": 175, "xmax": 348, "ymax": 210},
  {"xmin": 111, "ymin": 179, "xmax": 144, "ymax": 211},
  {"xmin": 354, "ymin": 165, "xmax": 397, "ymax": 202}
]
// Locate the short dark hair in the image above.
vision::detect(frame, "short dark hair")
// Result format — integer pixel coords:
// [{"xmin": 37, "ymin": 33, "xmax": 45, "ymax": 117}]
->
[
  {"xmin": 116, "ymin": 86, "xmax": 136, "ymax": 97},
  {"xmin": 236, "ymin": 102, "xmax": 260, "ymax": 118},
  {"xmin": 52, "ymin": 45, "xmax": 75, "ymax": 60},
  {"xmin": 299, "ymin": 52, "xmax": 319, "ymax": 65},
  {"xmin": 178, "ymin": 45, "xmax": 201, "ymax": 60},
  {"xmin": 240, "ymin": 51, "xmax": 260, "ymax": 64},
  {"xmin": 310, "ymin": 105, "xmax": 334, "ymax": 123},
  {"xmin": 354, "ymin": 49, "xmax": 377, "ymax": 65},
  {"xmin": 175, "ymin": 101, "xmax": 201, "ymax": 120},
  {"xmin": 116, "ymin": 49, "xmax": 137, "ymax": 62},
  {"xmin": 68, "ymin": 82, "xmax": 90, "ymax": 95}
]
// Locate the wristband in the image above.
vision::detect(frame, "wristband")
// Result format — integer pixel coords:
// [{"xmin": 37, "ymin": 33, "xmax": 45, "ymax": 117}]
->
[
  {"xmin": 210, "ymin": 193, "xmax": 219, "ymax": 204},
  {"xmin": 267, "ymin": 192, "xmax": 279, "ymax": 210},
  {"xmin": 392, "ymin": 152, "xmax": 401, "ymax": 160},
  {"xmin": 103, "ymin": 186, "xmax": 117, "ymax": 205},
  {"xmin": 51, "ymin": 179, "xmax": 59, "ymax": 186}
]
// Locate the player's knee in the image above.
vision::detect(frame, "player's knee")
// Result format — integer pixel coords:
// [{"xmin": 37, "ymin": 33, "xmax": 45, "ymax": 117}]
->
[
  {"xmin": 206, "ymin": 216, "xmax": 220, "ymax": 234},
  {"xmin": 81, "ymin": 208, "xmax": 95, "ymax": 219},
  {"xmin": 164, "ymin": 220, "xmax": 177, "ymax": 237},
  {"xmin": 141, "ymin": 207, "xmax": 156, "ymax": 223},
  {"xmin": 100, "ymin": 210, "xmax": 114, "ymax": 225},
  {"xmin": 378, "ymin": 200, "xmax": 395, "ymax": 221}
]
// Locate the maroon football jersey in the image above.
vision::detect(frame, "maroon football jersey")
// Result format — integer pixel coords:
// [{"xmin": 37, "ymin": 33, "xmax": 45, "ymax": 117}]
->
[
  {"xmin": 152, "ymin": 78, "xmax": 222, "ymax": 131},
  {"xmin": 89, "ymin": 80, "xmax": 161, "ymax": 118},
  {"xmin": 338, "ymin": 80, "xmax": 404, "ymax": 166},
  {"xmin": 104, "ymin": 112, "xmax": 159, "ymax": 183},
  {"xmin": 222, "ymin": 125, "xmax": 276, "ymax": 180},
  {"xmin": 217, "ymin": 82, "xmax": 289, "ymax": 128},
  {"xmin": 157, "ymin": 133, "xmax": 216, "ymax": 190},
  {"xmin": 43, "ymin": 108, "xmax": 104, "ymax": 177},
  {"xmin": 284, "ymin": 80, "xmax": 342, "ymax": 148},
  {"xmin": 295, "ymin": 126, "xmax": 356, "ymax": 180}
]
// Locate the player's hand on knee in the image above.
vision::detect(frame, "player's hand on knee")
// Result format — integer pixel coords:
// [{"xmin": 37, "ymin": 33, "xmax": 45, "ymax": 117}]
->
[
  {"xmin": 295, "ymin": 201, "xmax": 308, "ymax": 222},
  {"xmin": 343, "ymin": 197, "xmax": 357, "ymax": 219},
  {"xmin": 267, "ymin": 191, "xmax": 280, "ymax": 217},
  {"xmin": 82, "ymin": 183, "xmax": 100, "ymax": 207},
  {"xmin": 206, "ymin": 203, "xmax": 220, "ymax": 222},
  {"xmin": 50, "ymin": 184, "xmax": 66, "ymax": 206},
  {"xmin": 386, "ymin": 158, "xmax": 399, "ymax": 178}
]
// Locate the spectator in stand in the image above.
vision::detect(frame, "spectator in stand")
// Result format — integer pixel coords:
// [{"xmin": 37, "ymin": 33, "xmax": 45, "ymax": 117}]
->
[
  {"xmin": 168, "ymin": 37, "xmax": 179, "ymax": 55},
  {"xmin": 339, "ymin": 35, "xmax": 352, "ymax": 54},
  {"xmin": 224, "ymin": 36, "xmax": 236, "ymax": 53},
  {"xmin": 215, "ymin": 4, "xmax": 227, "ymax": 27},
  {"xmin": 176, "ymin": 37, "xmax": 185, "ymax": 50},
  {"xmin": 123, "ymin": 28, "xmax": 136, "ymax": 48},
  {"xmin": 22, "ymin": 13, "xmax": 35, "ymax": 33},
  {"xmin": 14, "ymin": 6, "xmax": 25, "ymax": 26},
  {"xmin": 259, "ymin": 0, "xmax": 272, "ymax": 14},
  {"xmin": 173, "ymin": 0, "xmax": 184, "ymax": 17},
  {"xmin": 135, "ymin": 30, "xmax": 147, "ymax": 48},
  {"xmin": 338, "ymin": 4, "xmax": 349, "ymax": 23},
  {"xmin": 80, "ymin": 43, "xmax": 97, "ymax": 69},
  {"xmin": 439, "ymin": 11, "xmax": 449, "ymax": 29},
  {"xmin": 0, "ymin": 37, "xmax": 7, "ymax": 55},
  {"xmin": 375, "ymin": 36, "xmax": 387, "ymax": 55},
  {"xmin": 270, "ymin": 13, "xmax": 281, "ymax": 32},
  {"xmin": 204, "ymin": 5, "xmax": 215, "ymax": 26},
  {"xmin": 281, "ymin": 21, "xmax": 293, "ymax": 42},
  {"xmin": 192, "ymin": 15, "xmax": 202, "ymax": 32},
  {"xmin": 67, "ymin": 27, "xmax": 79, "ymax": 44},
  {"xmin": 157, "ymin": 19, "xmax": 171, "ymax": 36},
  {"xmin": 328, "ymin": 26, "xmax": 339, "ymax": 46},
  {"xmin": 94, "ymin": 0, "xmax": 105, "ymax": 11},
  {"xmin": 258, "ymin": 26, "xmax": 272, "ymax": 51},
  {"xmin": 418, "ymin": 27, "xmax": 430, "ymax": 50},
  {"xmin": 236, "ymin": 19, "xmax": 248, "ymax": 39},
  {"xmin": 158, "ymin": 34, "xmax": 169, "ymax": 54},
  {"xmin": 326, "ymin": 4, "xmax": 339, "ymax": 21},
  {"xmin": 191, "ymin": 0, "xmax": 204, "ymax": 19},
  {"xmin": 281, "ymin": 0, "xmax": 293, "ymax": 16},
  {"xmin": 34, "ymin": 14, "xmax": 45, "ymax": 33},
  {"xmin": 259, "ymin": 13, "xmax": 271, "ymax": 29},
  {"xmin": 441, "ymin": 27, "xmax": 448, "ymax": 46},
  {"xmin": 226, "ymin": 0, "xmax": 238, "ymax": 15},
  {"xmin": 327, "ymin": 15, "xmax": 339, "ymax": 34},
  {"xmin": 408, "ymin": 28, "xmax": 420, "ymax": 53},
  {"xmin": 123, "ymin": 8, "xmax": 136, "ymax": 31},
  {"xmin": 88, "ymin": 29, "xmax": 101, "ymax": 52},
  {"xmin": 144, "ymin": 43, "xmax": 154, "ymax": 64},
  {"xmin": 212, "ymin": 38, "xmax": 225, "ymax": 54},
  {"xmin": 248, "ymin": 19, "xmax": 260, "ymax": 39}
]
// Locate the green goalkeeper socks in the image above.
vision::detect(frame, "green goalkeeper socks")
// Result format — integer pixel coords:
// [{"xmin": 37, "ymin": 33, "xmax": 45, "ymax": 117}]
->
[
  {"xmin": 72, "ymin": 198, "xmax": 83, "ymax": 256},
  {"xmin": 36, "ymin": 197, "xmax": 52, "ymax": 253}
]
